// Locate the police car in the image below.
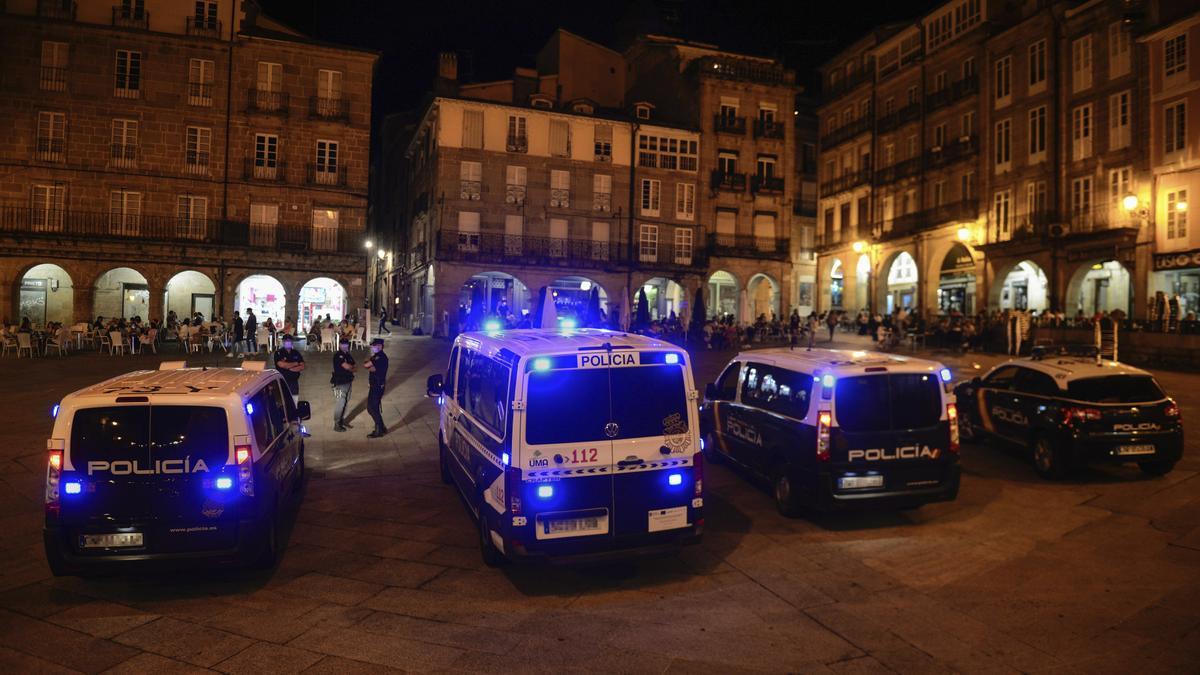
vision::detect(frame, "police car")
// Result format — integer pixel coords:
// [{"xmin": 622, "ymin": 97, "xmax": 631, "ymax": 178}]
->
[
  {"xmin": 700, "ymin": 349, "xmax": 961, "ymax": 515},
  {"xmin": 426, "ymin": 328, "xmax": 702, "ymax": 565},
  {"xmin": 953, "ymin": 346, "xmax": 1182, "ymax": 479},
  {"xmin": 43, "ymin": 361, "xmax": 310, "ymax": 576}
]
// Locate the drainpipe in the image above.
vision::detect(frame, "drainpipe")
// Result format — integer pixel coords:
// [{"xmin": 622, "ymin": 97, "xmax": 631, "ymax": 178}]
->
[
  {"xmin": 1049, "ymin": 6, "xmax": 1065, "ymax": 313},
  {"xmin": 627, "ymin": 120, "xmax": 640, "ymax": 327},
  {"xmin": 218, "ymin": 0, "xmax": 236, "ymax": 317}
]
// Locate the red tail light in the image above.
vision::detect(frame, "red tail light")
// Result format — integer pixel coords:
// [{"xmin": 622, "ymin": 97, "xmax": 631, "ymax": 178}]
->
[
  {"xmin": 947, "ymin": 403, "xmax": 960, "ymax": 454},
  {"xmin": 692, "ymin": 451, "xmax": 704, "ymax": 497},
  {"xmin": 1164, "ymin": 401, "xmax": 1181, "ymax": 419},
  {"xmin": 1062, "ymin": 406, "xmax": 1101, "ymax": 426},
  {"xmin": 45, "ymin": 449, "xmax": 63, "ymax": 517},
  {"xmin": 816, "ymin": 411, "xmax": 832, "ymax": 462},
  {"xmin": 235, "ymin": 443, "xmax": 254, "ymax": 497},
  {"xmin": 505, "ymin": 466, "xmax": 522, "ymax": 515}
]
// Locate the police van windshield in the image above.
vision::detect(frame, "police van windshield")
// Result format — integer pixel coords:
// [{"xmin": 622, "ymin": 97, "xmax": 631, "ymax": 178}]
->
[
  {"xmin": 69, "ymin": 406, "xmax": 230, "ymax": 469},
  {"xmin": 1066, "ymin": 375, "xmax": 1165, "ymax": 403},
  {"xmin": 526, "ymin": 365, "xmax": 687, "ymax": 445},
  {"xmin": 834, "ymin": 374, "xmax": 942, "ymax": 432}
]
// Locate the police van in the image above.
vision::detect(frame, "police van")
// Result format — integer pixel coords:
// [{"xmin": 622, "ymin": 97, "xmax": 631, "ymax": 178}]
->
[
  {"xmin": 43, "ymin": 362, "xmax": 310, "ymax": 576},
  {"xmin": 700, "ymin": 349, "xmax": 961, "ymax": 515},
  {"xmin": 425, "ymin": 329, "xmax": 703, "ymax": 565}
]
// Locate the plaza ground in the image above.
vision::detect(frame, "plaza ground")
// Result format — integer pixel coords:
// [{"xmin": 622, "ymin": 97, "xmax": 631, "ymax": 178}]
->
[{"xmin": 0, "ymin": 335, "xmax": 1197, "ymax": 673}]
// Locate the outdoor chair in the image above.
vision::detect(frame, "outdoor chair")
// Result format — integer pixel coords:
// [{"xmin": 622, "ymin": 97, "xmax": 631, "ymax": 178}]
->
[
  {"xmin": 256, "ymin": 327, "xmax": 270, "ymax": 352},
  {"xmin": 350, "ymin": 325, "xmax": 367, "ymax": 350},
  {"xmin": 44, "ymin": 328, "xmax": 70, "ymax": 356},
  {"xmin": 144, "ymin": 328, "xmax": 158, "ymax": 354},
  {"xmin": 17, "ymin": 333, "xmax": 34, "ymax": 358},
  {"xmin": 98, "ymin": 332, "xmax": 112, "ymax": 352},
  {"xmin": 1, "ymin": 333, "xmax": 18, "ymax": 357},
  {"xmin": 320, "ymin": 328, "xmax": 336, "ymax": 352},
  {"xmin": 109, "ymin": 331, "xmax": 127, "ymax": 355}
]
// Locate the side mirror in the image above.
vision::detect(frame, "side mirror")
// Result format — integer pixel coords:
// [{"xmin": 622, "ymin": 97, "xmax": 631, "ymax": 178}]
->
[
  {"xmin": 426, "ymin": 373, "xmax": 444, "ymax": 397},
  {"xmin": 705, "ymin": 382, "xmax": 719, "ymax": 401},
  {"xmin": 296, "ymin": 400, "xmax": 312, "ymax": 420}
]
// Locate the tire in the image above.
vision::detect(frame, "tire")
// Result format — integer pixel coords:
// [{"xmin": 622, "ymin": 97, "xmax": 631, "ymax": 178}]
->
[
  {"xmin": 702, "ymin": 432, "xmax": 722, "ymax": 464},
  {"xmin": 772, "ymin": 464, "xmax": 802, "ymax": 518},
  {"xmin": 959, "ymin": 413, "xmax": 978, "ymax": 443},
  {"xmin": 439, "ymin": 437, "xmax": 453, "ymax": 485},
  {"xmin": 1138, "ymin": 459, "xmax": 1176, "ymax": 477},
  {"xmin": 1031, "ymin": 435, "xmax": 1071, "ymax": 480},
  {"xmin": 477, "ymin": 511, "xmax": 506, "ymax": 567}
]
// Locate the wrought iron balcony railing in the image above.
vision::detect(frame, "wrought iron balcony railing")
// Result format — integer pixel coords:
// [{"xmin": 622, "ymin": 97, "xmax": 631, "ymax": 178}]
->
[{"xmin": 707, "ymin": 233, "xmax": 790, "ymax": 261}]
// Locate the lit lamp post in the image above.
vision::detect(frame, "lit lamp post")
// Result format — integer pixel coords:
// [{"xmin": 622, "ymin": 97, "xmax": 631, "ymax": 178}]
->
[{"xmin": 364, "ymin": 239, "xmax": 375, "ymax": 312}]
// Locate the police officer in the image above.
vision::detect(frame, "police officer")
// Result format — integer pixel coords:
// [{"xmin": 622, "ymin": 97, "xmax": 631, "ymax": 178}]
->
[
  {"xmin": 330, "ymin": 337, "xmax": 356, "ymax": 432},
  {"xmin": 273, "ymin": 334, "xmax": 305, "ymax": 405},
  {"xmin": 363, "ymin": 337, "xmax": 389, "ymax": 438}
]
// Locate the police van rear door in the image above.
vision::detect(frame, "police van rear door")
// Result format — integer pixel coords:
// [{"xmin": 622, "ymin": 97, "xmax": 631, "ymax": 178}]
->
[{"xmin": 62, "ymin": 404, "xmax": 236, "ymax": 553}]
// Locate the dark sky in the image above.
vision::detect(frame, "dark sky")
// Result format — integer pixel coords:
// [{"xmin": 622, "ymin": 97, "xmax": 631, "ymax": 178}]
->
[{"xmin": 258, "ymin": 0, "xmax": 942, "ymax": 122}]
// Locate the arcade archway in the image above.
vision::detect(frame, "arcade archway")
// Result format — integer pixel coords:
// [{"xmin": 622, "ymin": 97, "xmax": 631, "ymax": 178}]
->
[
  {"xmin": 1068, "ymin": 260, "xmax": 1132, "ymax": 318},
  {"xmin": 707, "ymin": 270, "xmax": 739, "ymax": 320},
  {"xmin": 748, "ymin": 273, "xmax": 780, "ymax": 321},
  {"xmin": 829, "ymin": 259, "xmax": 844, "ymax": 310},
  {"xmin": 459, "ymin": 271, "xmax": 532, "ymax": 329},
  {"xmin": 19, "ymin": 263, "xmax": 73, "ymax": 326},
  {"xmin": 642, "ymin": 277, "xmax": 686, "ymax": 321},
  {"xmin": 93, "ymin": 267, "xmax": 148, "ymax": 320},
  {"xmin": 884, "ymin": 251, "xmax": 918, "ymax": 314},
  {"xmin": 299, "ymin": 277, "xmax": 346, "ymax": 328},
  {"xmin": 937, "ymin": 243, "xmax": 976, "ymax": 315},
  {"xmin": 235, "ymin": 275, "xmax": 286, "ymax": 326},
  {"xmin": 164, "ymin": 270, "xmax": 216, "ymax": 322},
  {"xmin": 997, "ymin": 260, "xmax": 1048, "ymax": 312}
]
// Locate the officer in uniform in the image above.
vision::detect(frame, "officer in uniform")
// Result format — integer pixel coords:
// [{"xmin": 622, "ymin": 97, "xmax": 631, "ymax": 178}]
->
[
  {"xmin": 363, "ymin": 337, "xmax": 389, "ymax": 438},
  {"xmin": 273, "ymin": 334, "xmax": 305, "ymax": 405},
  {"xmin": 330, "ymin": 337, "xmax": 356, "ymax": 432}
]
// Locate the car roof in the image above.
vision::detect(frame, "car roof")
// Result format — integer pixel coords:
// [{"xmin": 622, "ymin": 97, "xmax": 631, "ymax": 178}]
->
[
  {"xmin": 455, "ymin": 328, "xmax": 680, "ymax": 358},
  {"xmin": 64, "ymin": 367, "xmax": 278, "ymax": 404},
  {"xmin": 731, "ymin": 347, "xmax": 946, "ymax": 377},
  {"xmin": 996, "ymin": 357, "xmax": 1153, "ymax": 384}
]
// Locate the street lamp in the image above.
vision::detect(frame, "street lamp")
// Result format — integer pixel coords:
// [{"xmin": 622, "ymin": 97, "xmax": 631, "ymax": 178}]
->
[
  {"xmin": 956, "ymin": 225, "xmax": 972, "ymax": 242},
  {"xmin": 364, "ymin": 240, "xmax": 374, "ymax": 249},
  {"xmin": 852, "ymin": 240, "xmax": 866, "ymax": 254},
  {"xmin": 1122, "ymin": 194, "xmax": 1139, "ymax": 212}
]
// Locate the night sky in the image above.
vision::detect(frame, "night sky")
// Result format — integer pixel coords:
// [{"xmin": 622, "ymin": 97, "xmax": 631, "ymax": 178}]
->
[{"xmin": 257, "ymin": 0, "xmax": 943, "ymax": 123}]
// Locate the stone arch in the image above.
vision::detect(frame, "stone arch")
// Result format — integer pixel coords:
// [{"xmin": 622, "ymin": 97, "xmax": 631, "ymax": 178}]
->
[
  {"xmin": 234, "ymin": 274, "xmax": 287, "ymax": 326},
  {"xmin": 1065, "ymin": 258, "xmax": 1133, "ymax": 318},
  {"xmin": 990, "ymin": 258, "xmax": 1051, "ymax": 311},
  {"xmin": 876, "ymin": 248, "xmax": 919, "ymax": 314},
  {"xmin": 934, "ymin": 242, "xmax": 978, "ymax": 315},
  {"xmin": 706, "ymin": 269, "xmax": 741, "ymax": 320},
  {"xmin": 163, "ymin": 270, "xmax": 217, "ymax": 323},
  {"xmin": 93, "ymin": 267, "xmax": 150, "ymax": 321},
  {"xmin": 747, "ymin": 272, "xmax": 781, "ymax": 321},
  {"xmin": 298, "ymin": 276, "xmax": 349, "ymax": 329},
  {"xmin": 15, "ymin": 263, "xmax": 75, "ymax": 326}
]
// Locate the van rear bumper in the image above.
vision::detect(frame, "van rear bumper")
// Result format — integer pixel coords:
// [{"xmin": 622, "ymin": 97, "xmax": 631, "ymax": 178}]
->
[
  {"xmin": 800, "ymin": 464, "xmax": 961, "ymax": 511},
  {"xmin": 43, "ymin": 517, "xmax": 268, "ymax": 575},
  {"xmin": 506, "ymin": 525, "xmax": 703, "ymax": 565}
]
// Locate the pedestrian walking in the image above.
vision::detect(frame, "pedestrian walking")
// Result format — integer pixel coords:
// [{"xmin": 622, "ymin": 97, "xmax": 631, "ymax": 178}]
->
[
  {"xmin": 826, "ymin": 311, "xmax": 837, "ymax": 342},
  {"xmin": 273, "ymin": 334, "xmax": 305, "ymax": 405},
  {"xmin": 330, "ymin": 337, "xmax": 356, "ymax": 432},
  {"xmin": 377, "ymin": 306, "xmax": 391, "ymax": 335},
  {"xmin": 230, "ymin": 313, "xmax": 244, "ymax": 356},
  {"xmin": 245, "ymin": 308, "xmax": 258, "ymax": 352},
  {"xmin": 363, "ymin": 337, "xmax": 389, "ymax": 438}
]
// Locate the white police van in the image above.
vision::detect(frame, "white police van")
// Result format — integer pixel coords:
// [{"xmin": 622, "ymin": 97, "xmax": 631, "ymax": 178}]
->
[
  {"xmin": 43, "ymin": 361, "xmax": 310, "ymax": 575},
  {"xmin": 701, "ymin": 349, "xmax": 961, "ymax": 515},
  {"xmin": 426, "ymin": 329, "xmax": 703, "ymax": 565}
]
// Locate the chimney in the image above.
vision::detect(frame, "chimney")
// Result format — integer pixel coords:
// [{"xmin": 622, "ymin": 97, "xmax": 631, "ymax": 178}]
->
[{"xmin": 438, "ymin": 52, "xmax": 458, "ymax": 81}]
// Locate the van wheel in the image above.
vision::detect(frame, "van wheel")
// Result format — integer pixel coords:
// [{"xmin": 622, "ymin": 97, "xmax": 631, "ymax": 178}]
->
[
  {"xmin": 1138, "ymin": 459, "xmax": 1176, "ymax": 477},
  {"xmin": 478, "ymin": 512, "xmax": 506, "ymax": 567},
  {"xmin": 772, "ymin": 465, "xmax": 802, "ymax": 518},
  {"xmin": 1031, "ymin": 435, "xmax": 1071, "ymax": 480},
  {"xmin": 439, "ymin": 437, "xmax": 453, "ymax": 485},
  {"xmin": 702, "ymin": 432, "xmax": 721, "ymax": 464}
]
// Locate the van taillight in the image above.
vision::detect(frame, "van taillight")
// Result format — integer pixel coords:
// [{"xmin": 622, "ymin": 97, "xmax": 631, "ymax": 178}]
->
[
  {"xmin": 505, "ymin": 466, "xmax": 522, "ymax": 515},
  {"xmin": 816, "ymin": 411, "xmax": 832, "ymax": 462},
  {"xmin": 947, "ymin": 403, "xmax": 960, "ymax": 454},
  {"xmin": 235, "ymin": 443, "xmax": 254, "ymax": 497},
  {"xmin": 45, "ymin": 449, "xmax": 63, "ymax": 516},
  {"xmin": 692, "ymin": 451, "xmax": 704, "ymax": 497}
]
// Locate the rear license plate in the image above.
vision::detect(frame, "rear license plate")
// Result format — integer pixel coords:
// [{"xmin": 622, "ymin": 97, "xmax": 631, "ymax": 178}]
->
[
  {"xmin": 1116, "ymin": 444, "xmax": 1156, "ymax": 456},
  {"xmin": 647, "ymin": 506, "xmax": 688, "ymax": 532},
  {"xmin": 79, "ymin": 532, "xmax": 143, "ymax": 549},
  {"xmin": 546, "ymin": 517, "xmax": 601, "ymax": 534},
  {"xmin": 839, "ymin": 475, "xmax": 884, "ymax": 489}
]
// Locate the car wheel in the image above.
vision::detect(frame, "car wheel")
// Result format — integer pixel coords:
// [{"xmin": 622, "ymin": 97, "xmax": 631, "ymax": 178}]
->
[
  {"xmin": 959, "ymin": 414, "xmax": 978, "ymax": 442},
  {"xmin": 1138, "ymin": 459, "xmax": 1176, "ymax": 477},
  {"xmin": 702, "ymin": 432, "xmax": 721, "ymax": 464},
  {"xmin": 478, "ymin": 511, "xmax": 506, "ymax": 567},
  {"xmin": 1031, "ymin": 435, "xmax": 1070, "ymax": 480},
  {"xmin": 772, "ymin": 464, "xmax": 802, "ymax": 518},
  {"xmin": 439, "ymin": 437, "xmax": 453, "ymax": 485}
]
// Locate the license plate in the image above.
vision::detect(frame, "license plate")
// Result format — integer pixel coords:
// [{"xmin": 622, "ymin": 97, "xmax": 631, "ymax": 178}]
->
[
  {"xmin": 1116, "ymin": 444, "xmax": 1156, "ymax": 456},
  {"xmin": 839, "ymin": 475, "xmax": 884, "ymax": 489},
  {"xmin": 546, "ymin": 517, "xmax": 601, "ymax": 534},
  {"xmin": 647, "ymin": 506, "xmax": 688, "ymax": 532},
  {"xmin": 79, "ymin": 532, "xmax": 143, "ymax": 549}
]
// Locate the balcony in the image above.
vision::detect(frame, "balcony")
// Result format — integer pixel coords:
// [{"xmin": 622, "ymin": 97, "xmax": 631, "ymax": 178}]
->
[
  {"xmin": 639, "ymin": 240, "xmax": 707, "ymax": 270},
  {"xmin": 711, "ymin": 170, "xmax": 747, "ymax": 192},
  {"xmin": 698, "ymin": 56, "xmax": 793, "ymax": 86},
  {"xmin": 550, "ymin": 189, "xmax": 571, "ymax": 209},
  {"xmin": 825, "ymin": 67, "xmax": 873, "ymax": 100},
  {"xmin": 407, "ymin": 243, "xmax": 428, "ymax": 271},
  {"xmin": 925, "ymin": 74, "xmax": 979, "ymax": 112},
  {"xmin": 504, "ymin": 185, "xmax": 526, "ymax": 205},
  {"xmin": 924, "ymin": 135, "xmax": 979, "ymax": 169},
  {"xmin": 184, "ymin": 153, "xmax": 209, "ymax": 176},
  {"xmin": 309, "ymin": 96, "xmax": 349, "ymax": 121},
  {"xmin": 307, "ymin": 163, "xmax": 347, "ymax": 187},
  {"xmin": 110, "ymin": 143, "xmax": 137, "ymax": 168},
  {"xmin": 793, "ymin": 198, "xmax": 817, "ymax": 217},
  {"xmin": 185, "ymin": 16, "xmax": 221, "ymax": 38},
  {"xmin": 187, "ymin": 82, "xmax": 213, "ymax": 106},
  {"xmin": 459, "ymin": 180, "xmax": 481, "ymax": 200},
  {"xmin": 436, "ymin": 230, "xmax": 628, "ymax": 270},
  {"xmin": 751, "ymin": 175, "xmax": 785, "ymax": 194},
  {"xmin": 873, "ymin": 156, "xmax": 922, "ymax": 185},
  {"xmin": 37, "ymin": 0, "xmax": 76, "ymax": 20},
  {"xmin": 754, "ymin": 119, "xmax": 786, "ymax": 140},
  {"xmin": 714, "ymin": 114, "xmax": 746, "ymax": 135},
  {"xmin": 819, "ymin": 115, "xmax": 871, "ymax": 150},
  {"xmin": 708, "ymin": 233, "xmax": 790, "ymax": 261},
  {"xmin": 819, "ymin": 168, "xmax": 872, "ymax": 197},
  {"xmin": 506, "ymin": 135, "xmax": 528, "ymax": 153},
  {"xmin": 593, "ymin": 192, "xmax": 612, "ymax": 213},
  {"xmin": 247, "ymin": 89, "xmax": 289, "ymax": 115},
  {"xmin": 875, "ymin": 199, "xmax": 980, "ymax": 242},
  {"xmin": 111, "ymin": 5, "xmax": 148, "ymax": 29},
  {"xmin": 243, "ymin": 158, "xmax": 286, "ymax": 183},
  {"xmin": 36, "ymin": 138, "xmax": 65, "ymax": 163},
  {"xmin": 877, "ymin": 101, "xmax": 922, "ymax": 133},
  {"xmin": 40, "ymin": 66, "xmax": 67, "ymax": 92}
]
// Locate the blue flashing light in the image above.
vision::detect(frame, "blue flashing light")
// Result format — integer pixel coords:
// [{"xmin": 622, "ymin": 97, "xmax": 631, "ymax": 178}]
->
[
  {"xmin": 664, "ymin": 353, "xmax": 680, "ymax": 365},
  {"xmin": 700, "ymin": 437, "xmax": 706, "ymax": 451},
  {"xmin": 215, "ymin": 476, "xmax": 234, "ymax": 490},
  {"xmin": 668, "ymin": 473, "xmax": 683, "ymax": 486},
  {"xmin": 63, "ymin": 481, "xmax": 81, "ymax": 495},
  {"xmin": 822, "ymin": 374, "xmax": 835, "ymax": 389},
  {"xmin": 939, "ymin": 368, "xmax": 952, "ymax": 383},
  {"xmin": 484, "ymin": 320, "xmax": 501, "ymax": 332},
  {"xmin": 533, "ymin": 358, "xmax": 551, "ymax": 372},
  {"xmin": 245, "ymin": 402, "xmax": 254, "ymax": 415},
  {"xmin": 560, "ymin": 317, "xmax": 578, "ymax": 329},
  {"xmin": 501, "ymin": 452, "xmax": 510, "ymax": 466},
  {"xmin": 537, "ymin": 484, "xmax": 554, "ymax": 499},
  {"xmin": 52, "ymin": 403, "xmax": 60, "ymax": 418},
  {"xmin": 437, "ymin": 395, "xmax": 445, "ymax": 406}
]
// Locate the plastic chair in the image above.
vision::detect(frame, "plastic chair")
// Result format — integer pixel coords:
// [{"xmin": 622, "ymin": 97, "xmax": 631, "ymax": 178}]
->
[
  {"xmin": 0, "ymin": 333, "xmax": 16, "ymax": 357},
  {"xmin": 17, "ymin": 333, "xmax": 34, "ymax": 358},
  {"xmin": 351, "ymin": 325, "xmax": 367, "ymax": 350},
  {"xmin": 98, "ymin": 331, "xmax": 112, "ymax": 352},
  {"xmin": 320, "ymin": 328, "xmax": 336, "ymax": 352},
  {"xmin": 109, "ymin": 331, "xmax": 127, "ymax": 355},
  {"xmin": 144, "ymin": 328, "xmax": 158, "ymax": 354},
  {"xmin": 44, "ymin": 328, "xmax": 70, "ymax": 356},
  {"xmin": 256, "ymin": 327, "xmax": 270, "ymax": 352}
]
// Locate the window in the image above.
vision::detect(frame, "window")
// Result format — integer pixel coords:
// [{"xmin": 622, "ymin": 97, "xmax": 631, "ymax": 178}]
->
[
  {"xmin": 674, "ymin": 227, "xmax": 693, "ymax": 264},
  {"xmin": 882, "ymin": 196, "xmax": 895, "ymax": 228},
  {"xmin": 1028, "ymin": 40, "xmax": 1046, "ymax": 92},
  {"xmin": 961, "ymin": 110, "xmax": 975, "ymax": 138},
  {"xmin": 249, "ymin": 202, "xmax": 278, "ymax": 246},
  {"xmin": 711, "ymin": 362, "xmax": 741, "ymax": 401},
  {"xmin": 550, "ymin": 169, "xmax": 570, "ymax": 208},
  {"xmin": 506, "ymin": 115, "xmax": 527, "ymax": 152},
  {"xmin": 718, "ymin": 151, "xmax": 738, "ymax": 176},
  {"xmin": 759, "ymin": 105, "xmax": 776, "ymax": 124},
  {"xmin": 188, "ymin": 58, "xmax": 214, "ymax": 105},
  {"xmin": 40, "ymin": 41, "xmax": 68, "ymax": 91},
  {"xmin": 1028, "ymin": 106, "xmax": 1046, "ymax": 162},
  {"xmin": 906, "ymin": 135, "xmax": 918, "ymax": 159},
  {"xmin": 1072, "ymin": 35, "xmax": 1092, "ymax": 92},
  {"xmin": 883, "ymin": 143, "xmax": 895, "ymax": 167},
  {"xmin": 717, "ymin": 210, "xmax": 737, "ymax": 240},
  {"xmin": 743, "ymin": 364, "xmax": 814, "ymax": 419},
  {"xmin": 906, "ymin": 85, "xmax": 918, "ymax": 106},
  {"xmin": 590, "ymin": 221, "xmax": 610, "ymax": 260},
  {"xmin": 30, "ymin": 184, "xmax": 65, "ymax": 232},
  {"xmin": 255, "ymin": 62, "xmax": 283, "ymax": 111},
  {"xmin": 1165, "ymin": 34, "xmax": 1187, "ymax": 78},
  {"xmin": 834, "ymin": 374, "xmax": 942, "ymax": 432},
  {"xmin": 594, "ymin": 124, "xmax": 612, "ymax": 161},
  {"xmin": 462, "ymin": 109, "xmax": 484, "ymax": 149},
  {"xmin": 1109, "ymin": 167, "xmax": 1131, "ymax": 213},
  {"xmin": 592, "ymin": 174, "xmax": 611, "ymax": 212},
  {"xmin": 638, "ymin": 134, "xmax": 697, "ymax": 172},
  {"xmin": 933, "ymin": 123, "xmax": 946, "ymax": 149},
  {"xmin": 115, "ymin": 50, "xmax": 141, "ymax": 98},
  {"xmin": 993, "ymin": 190, "xmax": 1011, "ymax": 239},
  {"xmin": 882, "ymin": 97, "xmax": 895, "ymax": 117},
  {"xmin": 311, "ymin": 208, "xmax": 338, "ymax": 251},
  {"xmin": 1165, "ymin": 101, "xmax": 1186, "ymax": 155},
  {"xmin": 504, "ymin": 215, "xmax": 523, "ymax": 255},
  {"xmin": 36, "ymin": 111, "xmax": 66, "ymax": 161},
  {"xmin": 525, "ymin": 366, "xmax": 686, "ymax": 445},
  {"xmin": 193, "ymin": 0, "xmax": 218, "ymax": 29},
  {"xmin": 753, "ymin": 213, "xmax": 776, "ymax": 249},
  {"xmin": 505, "ymin": 165, "xmax": 526, "ymax": 204},
  {"xmin": 1015, "ymin": 368, "xmax": 1059, "ymax": 397},
  {"xmin": 1072, "ymin": 104, "xmax": 1092, "ymax": 160},
  {"xmin": 454, "ymin": 349, "xmax": 510, "ymax": 438},
  {"xmin": 176, "ymin": 195, "xmax": 207, "ymax": 239},
  {"xmin": 549, "ymin": 119, "xmax": 571, "ymax": 157},
  {"xmin": 639, "ymin": 224, "xmax": 658, "ymax": 262},
  {"xmin": 1108, "ymin": 24, "xmax": 1130, "ymax": 78},
  {"xmin": 719, "ymin": 98, "xmax": 739, "ymax": 123},
  {"xmin": 756, "ymin": 155, "xmax": 776, "ymax": 178},
  {"xmin": 253, "ymin": 133, "xmax": 278, "ymax": 179},
  {"xmin": 962, "ymin": 171, "xmax": 975, "ymax": 201},
  {"xmin": 994, "ymin": 55, "xmax": 1011, "ymax": 106},
  {"xmin": 1071, "ymin": 176, "xmax": 1093, "ymax": 230},
  {"xmin": 962, "ymin": 56, "xmax": 976, "ymax": 79},
  {"xmin": 459, "ymin": 161, "xmax": 481, "ymax": 199},
  {"xmin": 1025, "ymin": 181, "xmax": 1046, "ymax": 223},
  {"xmin": 1167, "ymin": 189, "xmax": 1188, "ymax": 239},
  {"xmin": 314, "ymin": 141, "xmax": 339, "ymax": 184},
  {"xmin": 317, "ymin": 68, "xmax": 342, "ymax": 103},
  {"xmin": 935, "ymin": 70, "xmax": 947, "ymax": 91},
  {"xmin": 110, "ymin": 119, "xmax": 137, "ymax": 168},
  {"xmin": 1109, "ymin": 91, "xmax": 1130, "ymax": 150},
  {"xmin": 109, "ymin": 190, "xmax": 141, "ymax": 236},
  {"xmin": 994, "ymin": 118, "xmax": 1011, "ymax": 171},
  {"xmin": 640, "ymin": 179, "xmax": 661, "ymax": 217},
  {"xmin": 456, "ymin": 211, "xmax": 479, "ymax": 252},
  {"xmin": 933, "ymin": 180, "xmax": 945, "ymax": 206},
  {"xmin": 676, "ymin": 183, "xmax": 695, "ymax": 220},
  {"xmin": 185, "ymin": 126, "xmax": 211, "ymax": 174}
]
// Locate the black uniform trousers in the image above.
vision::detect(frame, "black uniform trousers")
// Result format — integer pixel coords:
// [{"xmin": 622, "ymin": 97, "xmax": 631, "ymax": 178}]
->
[{"xmin": 367, "ymin": 383, "xmax": 386, "ymax": 433}]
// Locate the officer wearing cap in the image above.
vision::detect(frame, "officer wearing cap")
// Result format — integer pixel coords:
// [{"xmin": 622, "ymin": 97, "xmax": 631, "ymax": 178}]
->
[
  {"xmin": 273, "ymin": 334, "xmax": 305, "ymax": 405},
  {"xmin": 330, "ymin": 336, "xmax": 356, "ymax": 432},
  {"xmin": 363, "ymin": 337, "xmax": 389, "ymax": 438}
]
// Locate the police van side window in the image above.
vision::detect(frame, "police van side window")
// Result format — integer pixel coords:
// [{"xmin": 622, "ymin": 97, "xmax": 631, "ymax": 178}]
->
[
  {"xmin": 264, "ymin": 380, "xmax": 289, "ymax": 432},
  {"xmin": 457, "ymin": 349, "xmax": 510, "ymax": 437},
  {"xmin": 446, "ymin": 346, "xmax": 459, "ymax": 398},
  {"xmin": 741, "ymin": 363, "xmax": 763, "ymax": 402},
  {"xmin": 248, "ymin": 389, "xmax": 275, "ymax": 451},
  {"xmin": 772, "ymin": 370, "xmax": 813, "ymax": 419},
  {"xmin": 713, "ymin": 362, "xmax": 741, "ymax": 400}
]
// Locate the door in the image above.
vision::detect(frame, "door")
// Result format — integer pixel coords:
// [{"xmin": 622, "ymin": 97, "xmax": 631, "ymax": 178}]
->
[
  {"xmin": 731, "ymin": 362, "xmax": 776, "ymax": 473},
  {"xmin": 192, "ymin": 294, "xmax": 215, "ymax": 321},
  {"xmin": 979, "ymin": 366, "xmax": 1021, "ymax": 438},
  {"xmin": 1014, "ymin": 367, "xmax": 1057, "ymax": 433},
  {"xmin": 706, "ymin": 361, "xmax": 743, "ymax": 460}
]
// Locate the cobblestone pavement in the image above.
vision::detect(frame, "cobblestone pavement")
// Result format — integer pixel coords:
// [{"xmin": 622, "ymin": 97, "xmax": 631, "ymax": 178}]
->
[{"xmin": 0, "ymin": 335, "xmax": 1197, "ymax": 673}]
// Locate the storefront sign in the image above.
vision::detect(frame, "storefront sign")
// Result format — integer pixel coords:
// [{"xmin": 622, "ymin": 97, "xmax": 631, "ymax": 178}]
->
[{"xmin": 1154, "ymin": 249, "xmax": 1200, "ymax": 271}]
